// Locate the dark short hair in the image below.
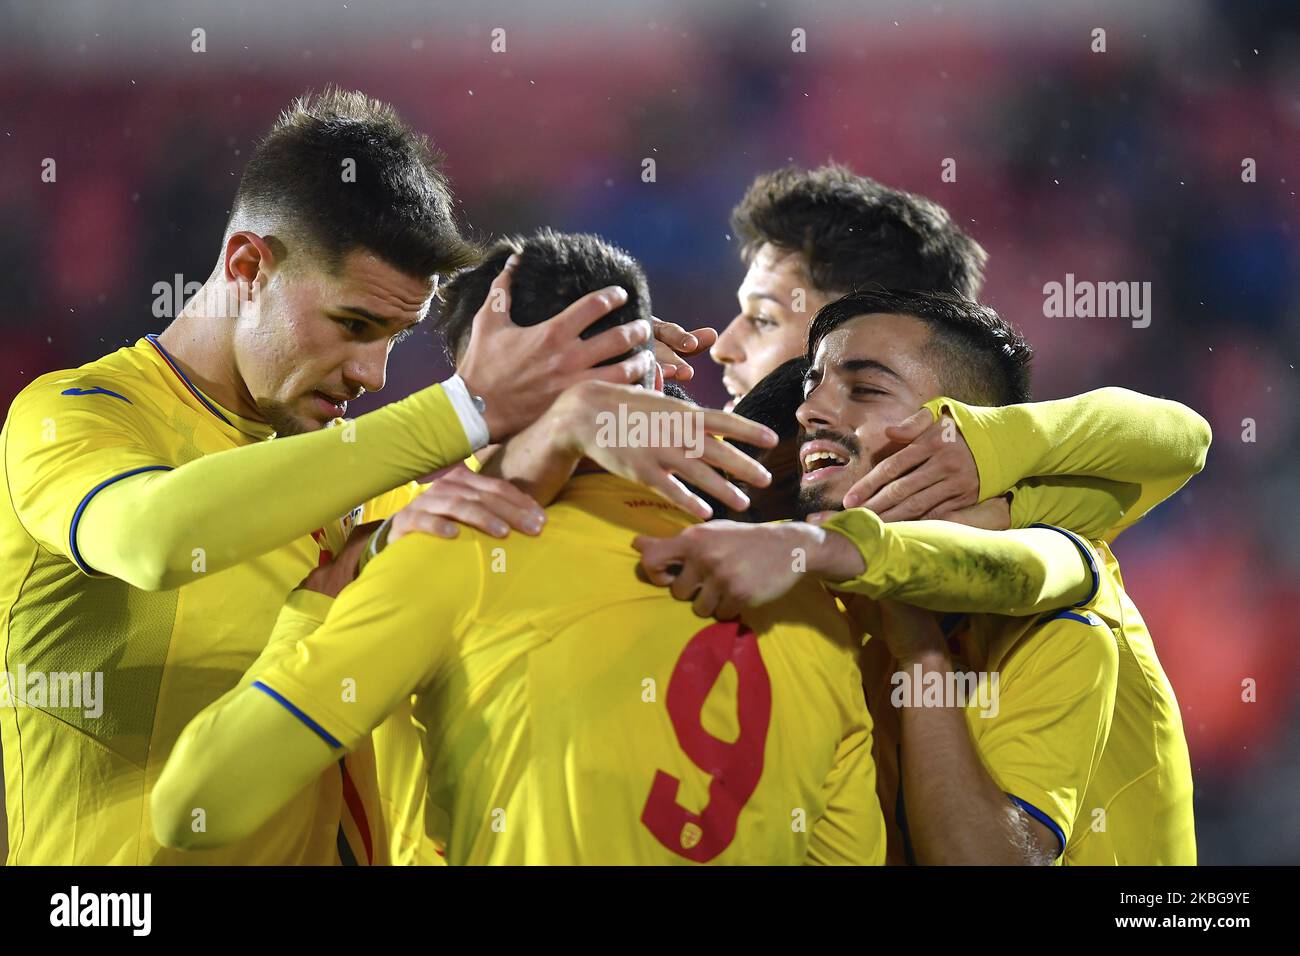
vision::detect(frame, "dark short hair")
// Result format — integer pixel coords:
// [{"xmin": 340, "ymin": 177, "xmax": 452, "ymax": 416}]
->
[
  {"xmin": 806, "ymin": 288, "xmax": 1033, "ymax": 406},
  {"xmin": 437, "ymin": 229, "xmax": 653, "ymax": 383},
  {"xmin": 231, "ymin": 87, "xmax": 479, "ymax": 278},
  {"xmin": 730, "ymin": 356, "xmax": 809, "ymax": 458},
  {"xmin": 661, "ymin": 382, "xmax": 695, "ymax": 404},
  {"xmin": 730, "ymin": 163, "xmax": 987, "ymax": 300}
]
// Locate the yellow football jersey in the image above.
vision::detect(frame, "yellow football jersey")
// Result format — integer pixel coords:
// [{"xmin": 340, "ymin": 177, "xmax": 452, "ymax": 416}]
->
[
  {"xmin": 857, "ymin": 524, "xmax": 1195, "ymax": 865},
  {"xmin": 355, "ymin": 482, "xmax": 448, "ymax": 865},
  {"xmin": 255, "ymin": 473, "xmax": 887, "ymax": 865},
  {"xmin": 1069, "ymin": 541, "xmax": 1196, "ymax": 864},
  {"xmin": 0, "ymin": 336, "xmax": 385, "ymax": 864}
]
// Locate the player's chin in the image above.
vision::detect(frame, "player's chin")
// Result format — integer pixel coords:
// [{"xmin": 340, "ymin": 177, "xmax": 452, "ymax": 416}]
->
[
  {"xmin": 795, "ymin": 481, "xmax": 844, "ymax": 521},
  {"xmin": 275, "ymin": 403, "xmax": 331, "ymax": 437}
]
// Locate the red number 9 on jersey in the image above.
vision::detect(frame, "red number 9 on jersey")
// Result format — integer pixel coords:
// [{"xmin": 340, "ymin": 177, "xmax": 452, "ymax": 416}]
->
[{"xmin": 640, "ymin": 620, "xmax": 773, "ymax": 862}]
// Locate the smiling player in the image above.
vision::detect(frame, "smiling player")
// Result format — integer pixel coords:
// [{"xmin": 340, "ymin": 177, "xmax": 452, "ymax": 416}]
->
[{"xmin": 636, "ymin": 289, "xmax": 1207, "ymax": 864}]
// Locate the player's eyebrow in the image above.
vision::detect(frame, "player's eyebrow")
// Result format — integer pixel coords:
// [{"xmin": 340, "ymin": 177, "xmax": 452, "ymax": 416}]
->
[
  {"xmin": 837, "ymin": 357, "xmax": 903, "ymax": 382},
  {"xmin": 743, "ymin": 291, "xmax": 786, "ymax": 308},
  {"xmin": 803, "ymin": 357, "xmax": 902, "ymax": 395},
  {"xmin": 336, "ymin": 305, "xmax": 399, "ymax": 327}
]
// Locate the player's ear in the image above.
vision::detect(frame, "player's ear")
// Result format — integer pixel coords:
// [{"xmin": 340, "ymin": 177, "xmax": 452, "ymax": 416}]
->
[{"xmin": 224, "ymin": 231, "xmax": 277, "ymax": 286}]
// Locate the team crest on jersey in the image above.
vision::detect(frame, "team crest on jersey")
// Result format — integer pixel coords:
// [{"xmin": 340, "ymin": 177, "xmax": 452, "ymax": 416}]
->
[
  {"xmin": 342, "ymin": 504, "xmax": 365, "ymax": 534},
  {"xmin": 680, "ymin": 823, "xmax": 703, "ymax": 850}
]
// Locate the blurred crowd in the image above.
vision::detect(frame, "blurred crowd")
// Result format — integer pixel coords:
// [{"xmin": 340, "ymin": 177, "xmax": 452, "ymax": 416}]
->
[{"xmin": 0, "ymin": 1, "xmax": 1296, "ymax": 862}]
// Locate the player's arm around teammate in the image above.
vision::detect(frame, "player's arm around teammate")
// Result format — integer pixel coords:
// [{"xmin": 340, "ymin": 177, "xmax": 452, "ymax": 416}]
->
[
  {"xmin": 837, "ymin": 388, "xmax": 1211, "ymax": 538},
  {"xmin": 10, "ymin": 258, "xmax": 654, "ymax": 592}
]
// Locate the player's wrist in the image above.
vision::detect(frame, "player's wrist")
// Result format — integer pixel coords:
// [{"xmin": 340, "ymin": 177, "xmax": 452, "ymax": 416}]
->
[
  {"xmin": 549, "ymin": 383, "xmax": 599, "ymax": 458},
  {"xmin": 443, "ymin": 373, "xmax": 495, "ymax": 447},
  {"xmin": 804, "ymin": 523, "xmax": 867, "ymax": 582}
]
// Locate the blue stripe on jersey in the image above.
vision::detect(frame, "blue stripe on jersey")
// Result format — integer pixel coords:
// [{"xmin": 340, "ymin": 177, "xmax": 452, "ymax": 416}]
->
[
  {"xmin": 1029, "ymin": 523, "xmax": 1101, "ymax": 608},
  {"xmin": 61, "ymin": 386, "xmax": 131, "ymax": 403},
  {"xmin": 252, "ymin": 681, "xmax": 343, "ymax": 748},
  {"xmin": 68, "ymin": 465, "xmax": 174, "ymax": 575},
  {"xmin": 1047, "ymin": 609, "xmax": 1102, "ymax": 626},
  {"xmin": 336, "ymin": 825, "xmax": 359, "ymax": 866},
  {"xmin": 145, "ymin": 333, "xmax": 234, "ymax": 426},
  {"xmin": 1008, "ymin": 793, "xmax": 1068, "ymax": 859}
]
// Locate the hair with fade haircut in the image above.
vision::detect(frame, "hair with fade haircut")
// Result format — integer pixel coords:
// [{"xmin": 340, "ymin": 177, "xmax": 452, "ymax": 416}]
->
[
  {"xmin": 437, "ymin": 229, "xmax": 653, "ymax": 385},
  {"xmin": 730, "ymin": 163, "xmax": 988, "ymax": 300},
  {"xmin": 230, "ymin": 87, "xmax": 479, "ymax": 278},
  {"xmin": 806, "ymin": 288, "xmax": 1033, "ymax": 406}
]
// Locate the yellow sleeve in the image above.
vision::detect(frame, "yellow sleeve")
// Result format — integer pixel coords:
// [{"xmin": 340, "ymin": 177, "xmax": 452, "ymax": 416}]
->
[
  {"xmin": 804, "ymin": 724, "xmax": 887, "ymax": 865},
  {"xmin": 820, "ymin": 509, "xmax": 1098, "ymax": 616},
  {"xmin": 254, "ymin": 532, "xmax": 481, "ymax": 749},
  {"xmin": 4, "ymin": 377, "xmax": 171, "ymax": 566},
  {"xmin": 967, "ymin": 611, "xmax": 1119, "ymax": 858},
  {"xmin": 76, "ymin": 382, "xmax": 470, "ymax": 590},
  {"xmin": 924, "ymin": 387, "xmax": 1211, "ymax": 540},
  {"xmin": 1008, "ymin": 477, "xmax": 1140, "ymax": 541},
  {"xmin": 152, "ymin": 534, "xmax": 482, "ymax": 849}
]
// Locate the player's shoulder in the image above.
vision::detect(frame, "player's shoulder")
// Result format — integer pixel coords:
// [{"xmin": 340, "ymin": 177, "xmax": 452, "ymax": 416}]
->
[
  {"xmin": 750, "ymin": 578, "xmax": 859, "ymax": 656},
  {"xmin": 9, "ymin": 339, "xmax": 161, "ymax": 418},
  {"xmin": 1015, "ymin": 605, "xmax": 1121, "ymax": 689}
]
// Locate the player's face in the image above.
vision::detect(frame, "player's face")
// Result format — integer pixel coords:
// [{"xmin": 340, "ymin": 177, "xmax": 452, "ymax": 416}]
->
[
  {"xmin": 235, "ymin": 249, "xmax": 435, "ymax": 435},
  {"xmin": 794, "ymin": 313, "xmax": 944, "ymax": 517},
  {"xmin": 711, "ymin": 244, "xmax": 832, "ymax": 410}
]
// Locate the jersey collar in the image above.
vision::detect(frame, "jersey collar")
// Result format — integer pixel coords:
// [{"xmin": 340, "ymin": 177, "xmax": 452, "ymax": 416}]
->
[{"xmin": 142, "ymin": 334, "xmax": 275, "ymax": 440}]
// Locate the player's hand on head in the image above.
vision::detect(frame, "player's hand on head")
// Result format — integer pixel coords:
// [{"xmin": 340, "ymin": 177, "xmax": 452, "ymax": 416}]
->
[
  {"xmin": 841, "ymin": 409, "xmax": 980, "ymax": 520},
  {"xmin": 296, "ymin": 520, "xmax": 384, "ymax": 599},
  {"xmin": 632, "ymin": 521, "xmax": 820, "ymax": 620},
  {"xmin": 650, "ymin": 317, "xmax": 718, "ymax": 382},
  {"xmin": 455, "ymin": 253, "xmax": 657, "ymax": 442},
  {"xmin": 553, "ymin": 381, "xmax": 777, "ymax": 520},
  {"xmin": 388, "ymin": 464, "xmax": 547, "ymax": 543}
]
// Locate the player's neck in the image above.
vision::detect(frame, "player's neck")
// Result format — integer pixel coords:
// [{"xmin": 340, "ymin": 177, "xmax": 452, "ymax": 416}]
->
[{"xmin": 155, "ymin": 293, "xmax": 263, "ymax": 422}]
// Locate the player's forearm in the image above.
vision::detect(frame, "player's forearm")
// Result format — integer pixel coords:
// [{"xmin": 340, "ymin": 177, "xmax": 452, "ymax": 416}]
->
[
  {"xmin": 898, "ymin": 662, "xmax": 1051, "ymax": 866},
  {"xmin": 931, "ymin": 388, "xmax": 1211, "ymax": 506},
  {"xmin": 819, "ymin": 510, "xmax": 1092, "ymax": 615},
  {"xmin": 79, "ymin": 382, "xmax": 474, "ymax": 590}
]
